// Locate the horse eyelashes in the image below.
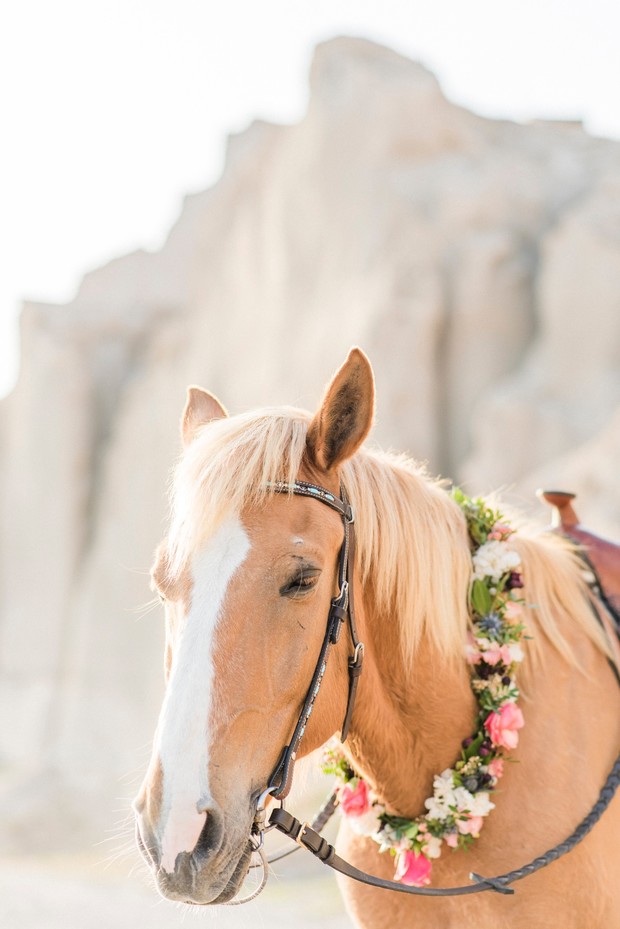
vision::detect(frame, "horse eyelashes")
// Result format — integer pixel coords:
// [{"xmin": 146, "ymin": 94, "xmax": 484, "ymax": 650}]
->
[{"xmin": 279, "ymin": 569, "xmax": 321, "ymax": 598}]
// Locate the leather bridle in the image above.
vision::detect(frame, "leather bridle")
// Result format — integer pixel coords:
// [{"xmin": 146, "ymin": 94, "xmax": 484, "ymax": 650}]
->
[
  {"xmin": 260, "ymin": 480, "xmax": 364, "ymax": 801},
  {"xmin": 240, "ymin": 479, "xmax": 620, "ymax": 904}
]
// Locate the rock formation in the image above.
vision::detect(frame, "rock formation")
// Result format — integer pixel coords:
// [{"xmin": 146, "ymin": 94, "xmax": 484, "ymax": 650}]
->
[{"xmin": 1, "ymin": 36, "xmax": 619, "ymax": 851}]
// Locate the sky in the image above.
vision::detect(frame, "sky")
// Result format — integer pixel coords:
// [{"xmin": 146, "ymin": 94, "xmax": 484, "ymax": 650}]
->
[{"xmin": 2, "ymin": 0, "xmax": 619, "ymax": 397}]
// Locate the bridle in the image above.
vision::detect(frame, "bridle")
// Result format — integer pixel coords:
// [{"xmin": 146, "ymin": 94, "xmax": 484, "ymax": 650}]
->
[
  {"xmin": 261, "ymin": 480, "xmax": 364, "ymax": 801},
  {"xmin": 224, "ymin": 478, "xmax": 362, "ymax": 906},
  {"xmin": 233, "ymin": 479, "xmax": 620, "ymax": 904}
]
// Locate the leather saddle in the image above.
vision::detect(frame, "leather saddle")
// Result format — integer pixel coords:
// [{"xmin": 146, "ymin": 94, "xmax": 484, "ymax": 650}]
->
[{"xmin": 538, "ymin": 490, "xmax": 620, "ymax": 622}]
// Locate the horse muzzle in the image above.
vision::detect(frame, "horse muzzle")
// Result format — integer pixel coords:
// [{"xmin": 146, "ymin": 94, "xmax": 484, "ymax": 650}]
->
[{"xmin": 134, "ymin": 799, "xmax": 253, "ymax": 905}]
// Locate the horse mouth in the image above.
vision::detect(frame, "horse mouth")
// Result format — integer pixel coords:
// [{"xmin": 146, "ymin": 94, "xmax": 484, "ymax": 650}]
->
[
  {"xmin": 152, "ymin": 838, "xmax": 254, "ymax": 906},
  {"xmin": 206, "ymin": 843, "xmax": 254, "ymax": 904}
]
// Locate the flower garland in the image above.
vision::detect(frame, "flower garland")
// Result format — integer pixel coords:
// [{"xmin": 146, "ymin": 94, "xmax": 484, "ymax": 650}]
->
[{"xmin": 322, "ymin": 489, "xmax": 527, "ymax": 888}]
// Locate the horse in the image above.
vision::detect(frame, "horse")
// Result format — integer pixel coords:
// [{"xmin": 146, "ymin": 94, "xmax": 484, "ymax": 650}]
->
[{"xmin": 134, "ymin": 348, "xmax": 620, "ymax": 928}]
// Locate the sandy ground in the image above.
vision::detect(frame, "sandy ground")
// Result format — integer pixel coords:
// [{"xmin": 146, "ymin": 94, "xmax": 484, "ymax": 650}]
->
[{"xmin": 0, "ymin": 848, "xmax": 353, "ymax": 929}]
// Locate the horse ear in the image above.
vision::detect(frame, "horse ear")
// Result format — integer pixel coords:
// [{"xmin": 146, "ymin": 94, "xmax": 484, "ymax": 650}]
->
[
  {"xmin": 307, "ymin": 348, "xmax": 375, "ymax": 472},
  {"xmin": 181, "ymin": 386, "xmax": 228, "ymax": 447}
]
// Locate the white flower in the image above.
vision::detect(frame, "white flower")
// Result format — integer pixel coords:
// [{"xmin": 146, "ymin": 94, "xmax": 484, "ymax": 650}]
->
[
  {"xmin": 508, "ymin": 643, "xmax": 524, "ymax": 663},
  {"xmin": 453, "ymin": 787, "xmax": 475, "ymax": 811},
  {"xmin": 347, "ymin": 805, "xmax": 386, "ymax": 837},
  {"xmin": 424, "ymin": 796, "xmax": 452, "ymax": 821},
  {"xmin": 469, "ymin": 792, "xmax": 495, "ymax": 817},
  {"xmin": 422, "ymin": 834, "xmax": 443, "ymax": 859},
  {"xmin": 452, "ymin": 786, "xmax": 495, "ymax": 818},
  {"xmin": 377, "ymin": 824, "xmax": 401, "ymax": 848},
  {"xmin": 472, "ymin": 540, "xmax": 521, "ymax": 583},
  {"xmin": 433, "ymin": 769, "xmax": 456, "ymax": 795}
]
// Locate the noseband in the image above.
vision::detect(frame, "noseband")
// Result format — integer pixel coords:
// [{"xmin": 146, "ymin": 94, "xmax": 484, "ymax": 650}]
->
[{"xmin": 261, "ymin": 480, "xmax": 364, "ymax": 801}]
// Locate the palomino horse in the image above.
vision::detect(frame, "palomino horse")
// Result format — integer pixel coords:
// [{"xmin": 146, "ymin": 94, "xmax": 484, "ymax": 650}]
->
[{"xmin": 134, "ymin": 349, "xmax": 620, "ymax": 928}]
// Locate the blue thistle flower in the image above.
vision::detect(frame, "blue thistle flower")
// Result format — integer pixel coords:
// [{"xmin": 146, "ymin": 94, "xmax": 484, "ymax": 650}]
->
[{"xmin": 478, "ymin": 612, "xmax": 502, "ymax": 636}]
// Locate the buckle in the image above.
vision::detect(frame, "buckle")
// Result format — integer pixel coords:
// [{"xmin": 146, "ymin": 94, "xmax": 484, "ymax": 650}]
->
[
  {"xmin": 294, "ymin": 821, "xmax": 312, "ymax": 846},
  {"xmin": 351, "ymin": 641, "xmax": 365, "ymax": 667}
]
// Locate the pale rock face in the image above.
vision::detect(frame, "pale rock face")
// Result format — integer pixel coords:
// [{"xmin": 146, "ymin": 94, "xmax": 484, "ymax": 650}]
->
[
  {"xmin": 0, "ymin": 36, "xmax": 619, "ymax": 852},
  {"xmin": 517, "ymin": 405, "xmax": 620, "ymax": 538},
  {"xmin": 463, "ymin": 172, "xmax": 620, "ymax": 490}
]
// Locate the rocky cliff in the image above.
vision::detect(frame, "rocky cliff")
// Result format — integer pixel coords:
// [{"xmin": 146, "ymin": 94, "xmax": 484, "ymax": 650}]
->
[{"xmin": 1, "ymin": 36, "xmax": 618, "ymax": 851}]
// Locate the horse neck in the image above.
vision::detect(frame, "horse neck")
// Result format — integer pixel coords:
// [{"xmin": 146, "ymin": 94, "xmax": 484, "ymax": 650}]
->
[
  {"xmin": 346, "ymin": 593, "xmax": 477, "ymax": 816},
  {"xmin": 346, "ymin": 587, "xmax": 620, "ymax": 825}
]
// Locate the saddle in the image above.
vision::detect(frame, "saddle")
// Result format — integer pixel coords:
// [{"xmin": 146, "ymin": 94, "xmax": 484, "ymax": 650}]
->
[{"xmin": 539, "ymin": 490, "xmax": 620, "ymax": 621}]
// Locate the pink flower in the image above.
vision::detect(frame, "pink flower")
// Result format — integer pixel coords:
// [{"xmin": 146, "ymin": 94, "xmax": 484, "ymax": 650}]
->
[
  {"xmin": 489, "ymin": 523, "xmax": 512, "ymax": 541},
  {"xmin": 482, "ymin": 644, "xmax": 513, "ymax": 666},
  {"xmin": 466, "ymin": 645, "xmax": 482, "ymax": 665},
  {"xmin": 394, "ymin": 850, "xmax": 432, "ymax": 887},
  {"xmin": 445, "ymin": 832, "xmax": 459, "ymax": 848},
  {"xmin": 484, "ymin": 703, "xmax": 524, "ymax": 750},
  {"xmin": 488, "ymin": 758, "xmax": 504, "ymax": 779},
  {"xmin": 505, "ymin": 600, "xmax": 523, "ymax": 620},
  {"xmin": 483, "ymin": 645, "xmax": 503, "ymax": 665},
  {"xmin": 339, "ymin": 779, "xmax": 371, "ymax": 817},
  {"xmin": 481, "ymin": 645, "xmax": 501, "ymax": 665},
  {"xmin": 457, "ymin": 815, "xmax": 484, "ymax": 837}
]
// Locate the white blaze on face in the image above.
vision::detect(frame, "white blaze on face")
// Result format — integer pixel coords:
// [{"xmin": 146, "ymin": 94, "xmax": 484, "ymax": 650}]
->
[{"xmin": 156, "ymin": 516, "xmax": 250, "ymax": 873}]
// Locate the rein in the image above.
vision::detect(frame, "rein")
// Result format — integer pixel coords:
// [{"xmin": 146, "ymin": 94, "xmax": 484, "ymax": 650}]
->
[{"xmin": 241, "ymin": 480, "xmax": 620, "ymax": 903}]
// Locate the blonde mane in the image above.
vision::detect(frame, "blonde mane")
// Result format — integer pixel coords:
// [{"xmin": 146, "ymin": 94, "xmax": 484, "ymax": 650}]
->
[{"xmin": 167, "ymin": 406, "xmax": 610, "ymax": 667}]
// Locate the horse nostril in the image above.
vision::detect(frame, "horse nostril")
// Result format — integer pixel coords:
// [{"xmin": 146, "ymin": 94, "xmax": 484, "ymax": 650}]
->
[{"xmin": 193, "ymin": 806, "xmax": 224, "ymax": 859}]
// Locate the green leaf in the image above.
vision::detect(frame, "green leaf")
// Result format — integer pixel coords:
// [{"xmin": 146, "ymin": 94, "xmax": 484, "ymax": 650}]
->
[
  {"xmin": 462, "ymin": 731, "xmax": 484, "ymax": 760},
  {"xmin": 471, "ymin": 580, "xmax": 492, "ymax": 616}
]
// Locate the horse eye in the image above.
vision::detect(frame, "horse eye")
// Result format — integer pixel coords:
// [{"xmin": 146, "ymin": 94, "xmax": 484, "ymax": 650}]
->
[{"xmin": 279, "ymin": 571, "xmax": 320, "ymax": 598}]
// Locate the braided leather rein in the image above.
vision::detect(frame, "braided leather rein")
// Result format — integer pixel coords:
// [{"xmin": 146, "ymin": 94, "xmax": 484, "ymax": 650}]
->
[
  {"xmin": 269, "ymin": 751, "xmax": 620, "ymax": 897},
  {"xmin": 245, "ymin": 480, "xmax": 620, "ymax": 901}
]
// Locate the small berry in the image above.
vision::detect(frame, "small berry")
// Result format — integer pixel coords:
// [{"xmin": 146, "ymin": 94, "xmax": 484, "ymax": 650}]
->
[{"xmin": 506, "ymin": 572, "xmax": 524, "ymax": 590}]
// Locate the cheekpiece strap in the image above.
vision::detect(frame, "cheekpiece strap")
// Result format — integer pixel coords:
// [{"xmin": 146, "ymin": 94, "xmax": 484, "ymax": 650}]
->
[{"xmin": 265, "ymin": 478, "xmax": 361, "ymax": 800}]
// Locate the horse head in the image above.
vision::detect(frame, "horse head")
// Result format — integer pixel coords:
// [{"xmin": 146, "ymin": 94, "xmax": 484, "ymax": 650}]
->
[{"xmin": 133, "ymin": 349, "xmax": 375, "ymax": 903}]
